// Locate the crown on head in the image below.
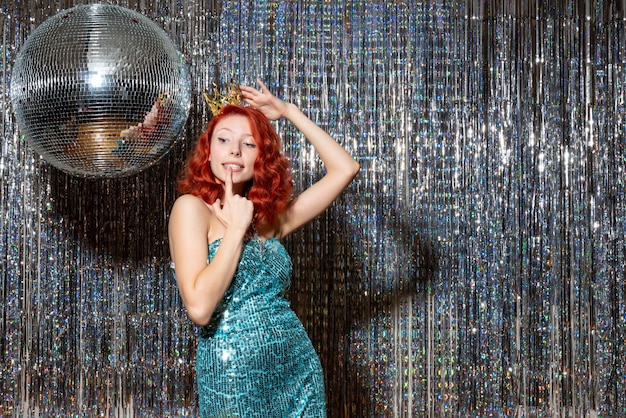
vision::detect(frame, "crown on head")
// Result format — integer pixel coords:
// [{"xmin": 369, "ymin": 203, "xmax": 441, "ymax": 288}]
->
[{"xmin": 202, "ymin": 81, "xmax": 243, "ymax": 116}]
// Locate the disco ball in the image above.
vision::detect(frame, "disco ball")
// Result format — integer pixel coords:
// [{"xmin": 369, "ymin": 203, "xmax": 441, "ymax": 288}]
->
[{"xmin": 10, "ymin": 4, "xmax": 191, "ymax": 178}]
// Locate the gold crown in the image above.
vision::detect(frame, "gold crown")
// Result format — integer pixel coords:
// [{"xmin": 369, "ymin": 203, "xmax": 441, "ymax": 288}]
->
[{"xmin": 202, "ymin": 81, "xmax": 242, "ymax": 116}]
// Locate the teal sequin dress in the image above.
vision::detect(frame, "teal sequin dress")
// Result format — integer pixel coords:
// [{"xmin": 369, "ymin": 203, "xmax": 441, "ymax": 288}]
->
[{"xmin": 196, "ymin": 237, "xmax": 326, "ymax": 417}]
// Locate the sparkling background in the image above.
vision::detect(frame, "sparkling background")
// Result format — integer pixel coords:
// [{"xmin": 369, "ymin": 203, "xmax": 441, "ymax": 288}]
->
[{"xmin": 1, "ymin": 0, "xmax": 625, "ymax": 416}]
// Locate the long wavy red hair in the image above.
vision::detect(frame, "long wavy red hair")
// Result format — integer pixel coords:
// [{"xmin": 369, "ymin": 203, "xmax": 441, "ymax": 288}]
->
[{"xmin": 177, "ymin": 104, "xmax": 294, "ymax": 227}]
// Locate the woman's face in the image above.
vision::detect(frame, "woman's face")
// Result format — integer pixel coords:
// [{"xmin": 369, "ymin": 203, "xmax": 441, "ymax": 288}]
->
[{"xmin": 209, "ymin": 114, "xmax": 259, "ymax": 193}]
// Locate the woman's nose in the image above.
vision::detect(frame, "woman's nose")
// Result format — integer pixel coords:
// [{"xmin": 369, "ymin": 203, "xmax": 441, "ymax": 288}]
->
[{"xmin": 230, "ymin": 145, "xmax": 241, "ymax": 156}]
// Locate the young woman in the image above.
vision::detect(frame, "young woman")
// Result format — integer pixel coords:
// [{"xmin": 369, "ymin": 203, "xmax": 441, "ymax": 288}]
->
[{"xmin": 168, "ymin": 79, "xmax": 359, "ymax": 416}]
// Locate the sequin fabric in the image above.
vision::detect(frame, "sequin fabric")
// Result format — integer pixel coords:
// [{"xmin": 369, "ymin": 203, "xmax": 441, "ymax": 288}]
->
[{"xmin": 196, "ymin": 237, "xmax": 326, "ymax": 417}]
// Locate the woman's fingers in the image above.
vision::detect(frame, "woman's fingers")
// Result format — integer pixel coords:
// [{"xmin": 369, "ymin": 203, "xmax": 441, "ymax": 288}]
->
[
  {"xmin": 223, "ymin": 167, "xmax": 234, "ymax": 199},
  {"xmin": 255, "ymin": 78, "xmax": 269, "ymax": 94}
]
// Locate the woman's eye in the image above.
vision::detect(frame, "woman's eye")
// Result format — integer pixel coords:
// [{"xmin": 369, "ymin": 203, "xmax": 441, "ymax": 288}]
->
[
  {"xmin": 244, "ymin": 142, "xmax": 256, "ymax": 148},
  {"xmin": 218, "ymin": 137, "xmax": 227, "ymax": 143}
]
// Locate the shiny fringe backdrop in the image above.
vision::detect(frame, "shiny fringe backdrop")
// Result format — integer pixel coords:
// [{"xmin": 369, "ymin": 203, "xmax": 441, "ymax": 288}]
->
[{"xmin": 1, "ymin": 0, "xmax": 625, "ymax": 416}]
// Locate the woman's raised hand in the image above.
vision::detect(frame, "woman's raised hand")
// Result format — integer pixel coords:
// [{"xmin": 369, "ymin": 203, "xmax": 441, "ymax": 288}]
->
[
  {"xmin": 239, "ymin": 79, "xmax": 290, "ymax": 121},
  {"xmin": 208, "ymin": 168, "xmax": 254, "ymax": 233}
]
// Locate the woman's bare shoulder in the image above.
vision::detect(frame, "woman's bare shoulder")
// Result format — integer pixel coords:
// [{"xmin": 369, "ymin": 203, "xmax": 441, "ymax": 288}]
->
[
  {"xmin": 173, "ymin": 193, "xmax": 208, "ymax": 207},
  {"xmin": 170, "ymin": 194, "xmax": 211, "ymax": 223}
]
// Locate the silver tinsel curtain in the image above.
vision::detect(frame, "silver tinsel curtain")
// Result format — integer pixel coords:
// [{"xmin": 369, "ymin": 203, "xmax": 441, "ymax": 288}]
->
[{"xmin": 1, "ymin": 0, "xmax": 625, "ymax": 416}]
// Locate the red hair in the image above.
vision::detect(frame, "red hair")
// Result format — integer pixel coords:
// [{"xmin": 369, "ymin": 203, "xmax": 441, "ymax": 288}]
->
[{"xmin": 177, "ymin": 105, "xmax": 293, "ymax": 227}]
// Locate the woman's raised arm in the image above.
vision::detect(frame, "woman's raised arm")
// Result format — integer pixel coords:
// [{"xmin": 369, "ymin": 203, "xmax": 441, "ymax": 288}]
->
[{"xmin": 240, "ymin": 79, "xmax": 360, "ymax": 237}]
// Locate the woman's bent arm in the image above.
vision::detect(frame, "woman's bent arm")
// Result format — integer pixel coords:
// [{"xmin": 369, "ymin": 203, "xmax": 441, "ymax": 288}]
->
[
  {"xmin": 240, "ymin": 80, "xmax": 360, "ymax": 237},
  {"xmin": 169, "ymin": 189, "xmax": 252, "ymax": 326}
]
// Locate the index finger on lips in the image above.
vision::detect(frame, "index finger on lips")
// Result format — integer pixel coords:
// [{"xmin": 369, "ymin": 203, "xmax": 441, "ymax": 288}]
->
[{"xmin": 224, "ymin": 166, "xmax": 234, "ymax": 198}]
